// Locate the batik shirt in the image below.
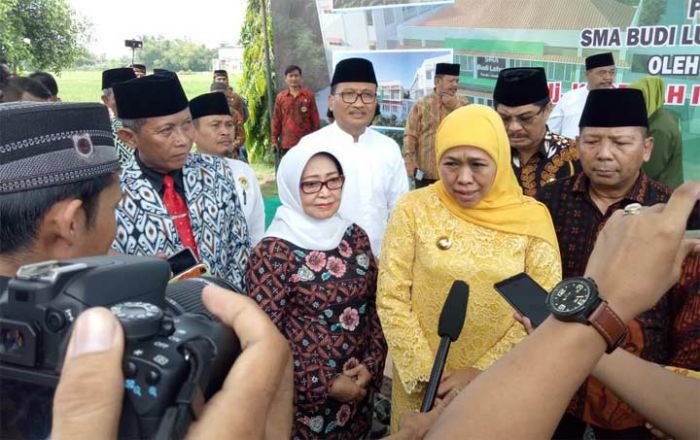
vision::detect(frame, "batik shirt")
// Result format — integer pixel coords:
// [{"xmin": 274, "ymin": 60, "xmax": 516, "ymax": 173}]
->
[
  {"xmin": 403, "ymin": 92, "xmax": 469, "ymax": 180},
  {"xmin": 511, "ymin": 129, "xmax": 581, "ymax": 197},
  {"xmin": 246, "ymin": 224, "xmax": 387, "ymax": 439},
  {"xmin": 272, "ymin": 88, "xmax": 320, "ymax": 149},
  {"xmin": 112, "ymin": 117, "xmax": 133, "ymax": 167},
  {"xmin": 112, "ymin": 153, "xmax": 250, "ymax": 293},
  {"xmin": 537, "ymin": 173, "xmax": 700, "ymax": 430}
]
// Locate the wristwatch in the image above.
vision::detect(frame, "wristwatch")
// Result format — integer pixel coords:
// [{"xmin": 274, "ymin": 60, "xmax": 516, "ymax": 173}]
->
[{"xmin": 546, "ymin": 277, "xmax": 627, "ymax": 353}]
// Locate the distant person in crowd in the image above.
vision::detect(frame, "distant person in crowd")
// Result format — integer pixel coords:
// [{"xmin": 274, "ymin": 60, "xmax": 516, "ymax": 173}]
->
[
  {"xmin": 378, "ymin": 104, "xmax": 561, "ymax": 433},
  {"xmin": 549, "ymin": 52, "xmax": 616, "ymax": 138},
  {"xmin": 246, "ymin": 145, "xmax": 387, "ymax": 439},
  {"xmin": 112, "ymin": 73, "xmax": 251, "ymax": 292},
  {"xmin": 29, "ymin": 71, "xmax": 60, "ymax": 101},
  {"xmin": 493, "ymin": 67, "xmax": 581, "ymax": 196},
  {"xmin": 296, "ymin": 57, "xmax": 409, "ymax": 256},
  {"xmin": 271, "ymin": 65, "xmax": 320, "ymax": 161},
  {"xmin": 130, "ymin": 63, "xmax": 146, "ymax": 77},
  {"xmin": 537, "ymin": 88, "xmax": 700, "ymax": 439},
  {"xmin": 0, "ymin": 101, "xmax": 122, "ymax": 439},
  {"xmin": 101, "ymin": 67, "xmax": 137, "ymax": 166},
  {"xmin": 403, "ymin": 62, "xmax": 468, "ymax": 188},
  {"xmin": 210, "ymin": 81, "xmax": 247, "ymax": 160},
  {"xmin": 2, "ymin": 76, "xmax": 52, "ymax": 102},
  {"xmin": 630, "ymin": 76, "xmax": 684, "ymax": 189},
  {"xmin": 213, "ymin": 69, "xmax": 229, "ymax": 85},
  {"xmin": 190, "ymin": 92, "xmax": 265, "ymax": 246}
]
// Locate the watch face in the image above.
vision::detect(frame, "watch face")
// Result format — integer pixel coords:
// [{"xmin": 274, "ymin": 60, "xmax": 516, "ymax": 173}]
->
[{"xmin": 548, "ymin": 279, "xmax": 593, "ymax": 316}]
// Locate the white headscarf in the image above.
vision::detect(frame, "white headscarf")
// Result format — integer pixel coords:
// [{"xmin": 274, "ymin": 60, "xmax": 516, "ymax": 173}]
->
[{"xmin": 264, "ymin": 144, "xmax": 353, "ymax": 250}]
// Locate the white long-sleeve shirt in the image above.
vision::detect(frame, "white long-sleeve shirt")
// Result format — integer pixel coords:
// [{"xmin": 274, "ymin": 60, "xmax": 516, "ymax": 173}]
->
[
  {"xmin": 297, "ymin": 122, "xmax": 409, "ymax": 256},
  {"xmin": 225, "ymin": 158, "xmax": 266, "ymax": 246},
  {"xmin": 548, "ymin": 86, "xmax": 589, "ymax": 139}
]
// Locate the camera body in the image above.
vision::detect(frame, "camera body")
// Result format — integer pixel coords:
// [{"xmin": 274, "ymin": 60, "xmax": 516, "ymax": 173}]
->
[{"xmin": 0, "ymin": 256, "xmax": 240, "ymax": 439}]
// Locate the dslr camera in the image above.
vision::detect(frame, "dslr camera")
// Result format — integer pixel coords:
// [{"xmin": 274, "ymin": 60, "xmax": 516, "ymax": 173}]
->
[{"xmin": 0, "ymin": 255, "xmax": 240, "ymax": 439}]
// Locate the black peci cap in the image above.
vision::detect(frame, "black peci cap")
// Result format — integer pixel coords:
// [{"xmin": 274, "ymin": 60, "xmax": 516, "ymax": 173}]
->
[
  {"xmin": 0, "ymin": 102, "xmax": 119, "ymax": 194},
  {"xmin": 579, "ymin": 88, "xmax": 648, "ymax": 128}
]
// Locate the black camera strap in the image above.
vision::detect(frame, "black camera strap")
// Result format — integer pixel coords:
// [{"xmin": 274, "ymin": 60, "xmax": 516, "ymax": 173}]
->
[{"xmin": 154, "ymin": 339, "xmax": 214, "ymax": 440}]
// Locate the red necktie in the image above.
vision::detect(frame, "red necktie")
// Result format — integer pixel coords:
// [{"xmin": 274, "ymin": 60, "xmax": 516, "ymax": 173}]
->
[{"xmin": 162, "ymin": 175, "xmax": 199, "ymax": 260}]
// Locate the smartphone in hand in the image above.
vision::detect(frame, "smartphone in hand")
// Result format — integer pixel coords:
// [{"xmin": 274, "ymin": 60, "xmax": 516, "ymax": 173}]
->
[
  {"xmin": 494, "ymin": 273, "xmax": 550, "ymax": 327},
  {"xmin": 167, "ymin": 248, "xmax": 208, "ymax": 281}
]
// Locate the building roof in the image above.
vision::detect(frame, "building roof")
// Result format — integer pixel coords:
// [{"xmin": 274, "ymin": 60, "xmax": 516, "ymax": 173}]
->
[{"xmin": 416, "ymin": 0, "xmax": 636, "ymax": 30}]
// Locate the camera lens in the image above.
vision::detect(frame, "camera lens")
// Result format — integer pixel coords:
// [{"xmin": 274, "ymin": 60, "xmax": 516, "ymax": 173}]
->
[
  {"xmin": 0, "ymin": 328, "xmax": 24, "ymax": 354},
  {"xmin": 165, "ymin": 276, "xmax": 235, "ymax": 317}
]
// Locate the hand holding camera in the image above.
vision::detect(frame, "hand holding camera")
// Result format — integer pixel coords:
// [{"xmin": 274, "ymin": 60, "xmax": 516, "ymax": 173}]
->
[{"xmin": 0, "ymin": 256, "xmax": 293, "ymax": 439}]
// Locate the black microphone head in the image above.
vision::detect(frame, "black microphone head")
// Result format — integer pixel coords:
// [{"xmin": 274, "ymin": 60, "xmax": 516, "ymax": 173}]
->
[{"xmin": 438, "ymin": 280, "xmax": 469, "ymax": 341}]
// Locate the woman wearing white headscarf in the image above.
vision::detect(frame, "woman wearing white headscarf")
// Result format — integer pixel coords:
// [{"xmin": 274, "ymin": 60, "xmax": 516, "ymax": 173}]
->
[{"xmin": 246, "ymin": 145, "xmax": 387, "ymax": 439}]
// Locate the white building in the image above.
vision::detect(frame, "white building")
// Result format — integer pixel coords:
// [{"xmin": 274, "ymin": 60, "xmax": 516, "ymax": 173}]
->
[
  {"xmin": 212, "ymin": 47, "xmax": 244, "ymax": 75},
  {"xmin": 409, "ymin": 53, "xmax": 453, "ymax": 99}
]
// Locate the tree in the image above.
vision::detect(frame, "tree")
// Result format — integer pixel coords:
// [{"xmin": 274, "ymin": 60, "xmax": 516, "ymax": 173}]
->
[
  {"xmin": 240, "ymin": 0, "xmax": 274, "ymax": 163},
  {"xmin": 270, "ymin": 0, "xmax": 328, "ymax": 93},
  {"xmin": 138, "ymin": 36, "xmax": 216, "ymax": 72},
  {"xmin": 0, "ymin": 0, "xmax": 89, "ymax": 72}
]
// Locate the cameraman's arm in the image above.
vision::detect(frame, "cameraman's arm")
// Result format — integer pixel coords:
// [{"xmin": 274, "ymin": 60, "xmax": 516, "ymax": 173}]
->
[
  {"xmin": 592, "ymin": 350, "xmax": 700, "ymax": 440},
  {"xmin": 427, "ymin": 181, "xmax": 700, "ymax": 439}
]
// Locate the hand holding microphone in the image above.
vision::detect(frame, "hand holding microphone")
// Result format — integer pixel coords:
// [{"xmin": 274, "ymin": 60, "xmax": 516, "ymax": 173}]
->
[{"xmin": 420, "ymin": 280, "xmax": 469, "ymax": 412}]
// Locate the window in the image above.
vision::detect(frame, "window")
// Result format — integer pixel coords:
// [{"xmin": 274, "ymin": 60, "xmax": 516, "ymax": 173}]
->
[
  {"xmin": 365, "ymin": 10, "xmax": 373, "ymax": 26},
  {"xmin": 384, "ymin": 9, "xmax": 394, "ymax": 24},
  {"xmin": 426, "ymin": 69, "xmax": 433, "ymax": 80}
]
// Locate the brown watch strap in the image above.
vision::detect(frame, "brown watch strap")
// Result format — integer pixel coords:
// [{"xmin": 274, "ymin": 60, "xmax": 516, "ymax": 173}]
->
[{"xmin": 589, "ymin": 301, "xmax": 628, "ymax": 353}]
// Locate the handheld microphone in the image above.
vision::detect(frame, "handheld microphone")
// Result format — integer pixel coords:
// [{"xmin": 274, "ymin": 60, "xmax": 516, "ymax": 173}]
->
[{"xmin": 420, "ymin": 280, "xmax": 469, "ymax": 412}]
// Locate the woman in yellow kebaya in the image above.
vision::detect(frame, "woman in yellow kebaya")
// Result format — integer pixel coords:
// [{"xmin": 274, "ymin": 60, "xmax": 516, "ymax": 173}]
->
[{"xmin": 377, "ymin": 104, "xmax": 562, "ymax": 432}]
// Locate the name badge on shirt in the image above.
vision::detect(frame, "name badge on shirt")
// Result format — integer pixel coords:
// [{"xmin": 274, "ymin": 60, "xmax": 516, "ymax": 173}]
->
[{"xmin": 300, "ymin": 105, "xmax": 308, "ymax": 113}]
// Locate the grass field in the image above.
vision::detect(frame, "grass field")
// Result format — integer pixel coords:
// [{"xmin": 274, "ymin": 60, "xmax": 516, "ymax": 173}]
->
[
  {"xmin": 52, "ymin": 70, "xmax": 281, "ymax": 210},
  {"xmin": 50, "ymin": 70, "xmax": 225, "ymax": 103}
]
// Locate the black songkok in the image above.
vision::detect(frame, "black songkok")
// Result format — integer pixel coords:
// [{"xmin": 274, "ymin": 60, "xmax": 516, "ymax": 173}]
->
[
  {"xmin": 113, "ymin": 74, "xmax": 189, "ymax": 119},
  {"xmin": 101, "ymin": 67, "xmax": 136, "ymax": 90},
  {"xmin": 189, "ymin": 92, "xmax": 231, "ymax": 120},
  {"xmin": 0, "ymin": 102, "xmax": 119, "ymax": 194},
  {"xmin": 435, "ymin": 63, "xmax": 460, "ymax": 76},
  {"xmin": 579, "ymin": 88, "xmax": 648, "ymax": 128},
  {"xmin": 331, "ymin": 58, "xmax": 377, "ymax": 86},
  {"xmin": 493, "ymin": 67, "xmax": 549, "ymax": 106},
  {"xmin": 585, "ymin": 52, "xmax": 615, "ymax": 70},
  {"xmin": 153, "ymin": 68, "xmax": 175, "ymax": 77}
]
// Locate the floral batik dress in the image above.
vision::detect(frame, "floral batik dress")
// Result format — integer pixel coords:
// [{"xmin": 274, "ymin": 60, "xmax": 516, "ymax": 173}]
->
[{"xmin": 246, "ymin": 224, "xmax": 387, "ymax": 439}]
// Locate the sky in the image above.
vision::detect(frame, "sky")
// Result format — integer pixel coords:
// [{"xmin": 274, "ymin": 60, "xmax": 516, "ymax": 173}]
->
[{"xmin": 67, "ymin": 0, "xmax": 248, "ymax": 58}]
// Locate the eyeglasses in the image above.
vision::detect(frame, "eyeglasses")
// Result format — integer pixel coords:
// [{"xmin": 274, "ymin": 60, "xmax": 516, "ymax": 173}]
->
[
  {"xmin": 498, "ymin": 106, "xmax": 546, "ymax": 127},
  {"xmin": 335, "ymin": 90, "xmax": 377, "ymax": 105},
  {"xmin": 300, "ymin": 176, "xmax": 345, "ymax": 194}
]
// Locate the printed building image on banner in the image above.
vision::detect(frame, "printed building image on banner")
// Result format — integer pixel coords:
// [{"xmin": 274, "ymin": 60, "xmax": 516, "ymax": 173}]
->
[
  {"xmin": 331, "ymin": 49, "xmax": 452, "ymax": 122},
  {"xmin": 332, "ymin": 0, "xmax": 454, "ymax": 11},
  {"xmin": 286, "ymin": 0, "xmax": 699, "ymax": 179}
]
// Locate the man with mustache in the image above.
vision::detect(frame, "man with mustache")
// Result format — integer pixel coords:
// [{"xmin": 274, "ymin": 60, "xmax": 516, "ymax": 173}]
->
[
  {"xmin": 548, "ymin": 52, "xmax": 616, "ymax": 139},
  {"xmin": 403, "ymin": 62, "xmax": 468, "ymax": 188},
  {"xmin": 537, "ymin": 88, "xmax": 700, "ymax": 439},
  {"xmin": 493, "ymin": 67, "xmax": 581, "ymax": 196}
]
